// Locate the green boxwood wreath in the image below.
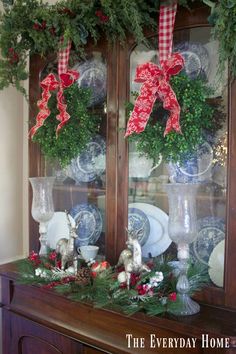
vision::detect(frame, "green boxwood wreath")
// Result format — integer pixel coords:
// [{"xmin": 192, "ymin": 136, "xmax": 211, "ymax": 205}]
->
[
  {"xmin": 32, "ymin": 83, "xmax": 101, "ymax": 168},
  {"xmin": 127, "ymin": 73, "xmax": 224, "ymax": 164}
]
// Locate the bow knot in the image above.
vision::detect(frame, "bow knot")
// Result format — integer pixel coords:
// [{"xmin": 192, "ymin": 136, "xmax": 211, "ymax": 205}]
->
[{"xmin": 60, "ymin": 70, "xmax": 80, "ymax": 88}]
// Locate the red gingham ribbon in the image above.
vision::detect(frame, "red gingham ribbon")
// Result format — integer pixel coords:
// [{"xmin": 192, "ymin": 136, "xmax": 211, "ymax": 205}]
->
[
  {"xmin": 125, "ymin": 2, "xmax": 184, "ymax": 137},
  {"xmin": 58, "ymin": 38, "xmax": 71, "ymax": 75},
  {"xmin": 29, "ymin": 39, "xmax": 79, "ymax": 139},
  {"xmin": 159, "ymin": 2, "xmax": 177, "ymax": 64}
]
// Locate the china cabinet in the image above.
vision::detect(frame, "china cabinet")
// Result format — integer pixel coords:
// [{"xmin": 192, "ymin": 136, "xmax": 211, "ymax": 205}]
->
[{"xmin": 1, "ymin": 3, "xmax": 236, "ymax": 354}]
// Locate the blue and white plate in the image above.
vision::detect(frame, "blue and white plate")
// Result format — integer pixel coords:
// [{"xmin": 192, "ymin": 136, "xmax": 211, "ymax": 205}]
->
[
  {"xmin": 70, "ymin": 203, "xmax": 103, "ymax": 247},
  {"xmin": 191, "ymin": 216, "xmax": 225, "ymax": 266},
  {"xmin": 128, "ymin": 207, "xmax": 150, "ymax": 246},
  {"xmin": 73, "ymin": 58, "xmax": 107, "ymax": 106},
  {"xmin": 174, "ymin": 42, "xmax": 209, "ymax": 79},
  {"xmin": 69, "ymin": 135, "xmax": 106, "ymax": 183},
  {"xmin": 168, "ymin": 142, "xmax": 213, "ymax": 183}
]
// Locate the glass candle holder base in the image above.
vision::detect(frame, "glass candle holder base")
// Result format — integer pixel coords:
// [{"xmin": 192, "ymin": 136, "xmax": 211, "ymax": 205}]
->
[
  {"xmin": 39, "ymin": 221, "xmax": 48, "ymax": 255},
  {"xmin": 170, "ymin": 293, "xmax": 200, "ymax": 316}
]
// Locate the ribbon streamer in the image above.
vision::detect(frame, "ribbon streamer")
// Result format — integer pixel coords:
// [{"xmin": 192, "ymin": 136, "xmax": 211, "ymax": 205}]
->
[
  {"xmin": 55, "ymin": 70, "xmax": 79, "ymax": 135},
  {"xmin": 29, "ymin": 40, "xmax": 79, "ymax": 139},
  {"xmin": 28, "ymin": 73, "xmax": 58, "ymax": 138},
  {"xmin": 125, "ymin": 2, "xmax": 184, "ymax": 137}
]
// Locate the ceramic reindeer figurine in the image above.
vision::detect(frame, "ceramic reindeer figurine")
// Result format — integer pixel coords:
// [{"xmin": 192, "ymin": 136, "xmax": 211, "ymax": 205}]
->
[
  {"xmin": 56, "ymin": 211, "xmax": 81, "ymax": 274},
  {"xmin": 117, "ymin": 227, "xmax": 151, "ymax": 289}
]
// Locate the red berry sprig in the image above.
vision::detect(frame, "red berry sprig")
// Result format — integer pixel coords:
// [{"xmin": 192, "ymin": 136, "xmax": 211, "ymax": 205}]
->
[
  {"xmin": 95, "ymin": 10, "xmax": 109, "ymax": 23},
  {"xmin": 8, "ymin": 47, "xmax": 19, "ymax": 64},
  {"xmin": 33, "ymin": 21, "xmax": 47, "ymax": 31}
]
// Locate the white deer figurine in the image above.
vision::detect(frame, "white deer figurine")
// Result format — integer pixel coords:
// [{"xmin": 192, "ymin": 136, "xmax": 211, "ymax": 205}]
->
[
  {"xmin": 117, "ymin": 227, "xmax": 151, "ymax": 289},
  {"xmin": 56, "ymin": 211, "xmax": 81, "ymax": 274}
]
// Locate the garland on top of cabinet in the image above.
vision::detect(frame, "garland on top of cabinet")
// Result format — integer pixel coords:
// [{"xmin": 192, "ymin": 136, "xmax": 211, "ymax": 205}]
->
[{"xmin": 0, "ymin": 0, "xmax": 234, "ymax": 96}]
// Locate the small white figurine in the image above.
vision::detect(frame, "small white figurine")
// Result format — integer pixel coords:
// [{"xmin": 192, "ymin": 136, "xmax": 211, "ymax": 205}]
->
[
  {"xmin": 117, "ymin": 228, "xmax": 151, "ymax": 289},
  {"xmin": 56, "ymin": 211, "xmax": 81, "ymax": 274}
]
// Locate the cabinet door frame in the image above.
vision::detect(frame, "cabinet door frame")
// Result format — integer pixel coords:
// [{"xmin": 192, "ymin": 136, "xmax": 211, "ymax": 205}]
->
[
  {"xmin": 28, "ymin": 40, "xmax": 127, "ymax": 264},
  {"xmin": 117, "ymin": 4, "xmax": 236, "ymax": 309}
]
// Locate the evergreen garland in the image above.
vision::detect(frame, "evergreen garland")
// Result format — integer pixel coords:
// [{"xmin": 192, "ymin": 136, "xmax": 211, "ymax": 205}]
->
[
  {"xmin": 17, "ymin": 251, "xmax": 209, "ymax": 317},
  {"xmin": 209, "ymin": 0, "xmax": 236, "ymax": 78},
  {"xmin": 32, "ymin": 84, "xmax": 101, "ymax": 167},
  {"xmin": 0, "ymin": 0, "xmax": 229, "ymax": 95}
]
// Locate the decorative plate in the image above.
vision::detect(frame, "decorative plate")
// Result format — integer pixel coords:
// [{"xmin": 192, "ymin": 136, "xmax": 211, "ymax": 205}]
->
[
  {"xmin": 191, "ymin": 216, "xmax": 225, "ymax": 266},
  {"xmin": 128, "ymin": 207, "xmax": 150, "ymax": 246},
  {"xmin": 69, "ymin": 203, "xmax": 102, "ymax": 247},
  {"xmin": 73, "ymin": 58, "xmax": 107, "ymax": 106},
  {"xmin": 129, "ymin": 203, "xmax": 172, "ymax": 258},
  {"xmin": 46, "ymin": 211, "xmax": 75, "ymax": 250},
  {"xmin": 168, "ymin": 142, "xmax": 213, "ymax": 183},
  {"xmin": 208, "ymin": 240, "xmax": 225, "ymax": 287},
  {"xmin": 174, "ymin": 42, "xmax": 209, "ymax": 79},
  {"xmin": 69, "ymin": 135, "xmax": 106, "ymax": 183}
]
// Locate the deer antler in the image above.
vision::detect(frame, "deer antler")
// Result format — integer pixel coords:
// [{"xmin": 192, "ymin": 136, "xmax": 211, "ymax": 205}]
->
[
  {"xmin": 65, "ymin": 209, "xmax": 81, "ymax": 232},
  {"xmin": 74, "ymin": 212, "xmax": 83, "ymax": 230},
  {"xmin": 65, "ymin": 209, "xmax": 72, "ymax": 227}
]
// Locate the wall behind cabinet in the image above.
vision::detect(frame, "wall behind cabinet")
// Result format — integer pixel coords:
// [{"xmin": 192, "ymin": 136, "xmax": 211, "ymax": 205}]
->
[
  {"xmin": 0, "ymin": 0, "xmax": 59, "ymax": 266},
  {"xmin": 0, "ymin": 1, "xmax": 57, "ymax": 353},
  {"xmin": 0, "ymin": 83, "xmax": 25, "ymax": 264}
]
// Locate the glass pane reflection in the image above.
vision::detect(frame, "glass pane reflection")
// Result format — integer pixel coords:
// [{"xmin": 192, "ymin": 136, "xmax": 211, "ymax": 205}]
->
[{"xmin": 43, "ymin": 51, "xmax": 107, "ymax": 259}]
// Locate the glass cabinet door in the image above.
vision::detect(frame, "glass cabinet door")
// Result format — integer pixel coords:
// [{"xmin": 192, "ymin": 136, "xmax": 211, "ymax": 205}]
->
[
  {"xmin": 128, "ymin": 27, "xmax": 228, "ymax": 288},
  {"xmin": 41, "ymin": 50, "xmax": 107, "ymax": 259}
]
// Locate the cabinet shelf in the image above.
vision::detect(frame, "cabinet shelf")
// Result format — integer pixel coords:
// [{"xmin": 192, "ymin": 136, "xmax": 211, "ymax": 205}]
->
[
  {"xmin": 53, "ymin": 184, "xmax": 106, "ymax": 195},
  {"xmin": 133, "ymin": 190, "xmax": 224, "ymax": 198}
]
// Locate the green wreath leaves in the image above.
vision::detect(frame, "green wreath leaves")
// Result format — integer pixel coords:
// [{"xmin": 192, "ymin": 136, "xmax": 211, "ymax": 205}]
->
[
  {"xmin": 32, "ymin": 84, "xmax": 101, "ymax": 167},
  {"xmin": 127, "ymin": 74, "xmax": 224, "ymax": 164}
]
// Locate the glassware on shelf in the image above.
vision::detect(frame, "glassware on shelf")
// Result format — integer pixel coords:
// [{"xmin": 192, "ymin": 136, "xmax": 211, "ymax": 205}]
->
[
  {"xmin": 165, "ymin": 183, "xmax": 200, "ymax": 315},
  {"xmin": 29, "ymin": 177, "xmax": 55, "ymax": 255}
]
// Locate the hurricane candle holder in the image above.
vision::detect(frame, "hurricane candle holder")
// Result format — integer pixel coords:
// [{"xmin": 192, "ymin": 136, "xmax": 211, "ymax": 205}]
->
[
  {"xmin": 29, "ymin": 177, "xmax": 55, "ymax": 255},
  {"xmin": 165, "ymin": 183, "xmax": 200, "ymax": 315}
]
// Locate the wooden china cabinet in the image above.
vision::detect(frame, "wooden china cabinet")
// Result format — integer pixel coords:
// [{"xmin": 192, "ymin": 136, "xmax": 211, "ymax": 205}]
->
[{"xmin": 1, "ymin": 4, "xmax": 236, "ymax": 354}]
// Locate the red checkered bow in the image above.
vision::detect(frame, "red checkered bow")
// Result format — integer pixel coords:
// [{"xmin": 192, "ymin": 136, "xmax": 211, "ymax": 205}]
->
[
  {"xmin": 125, "ymin": 2, "xmax": 184, "ymax": 138},
  {"xmin": 29, "ymin": 38, "xmax": 79, "ymax": 139}
]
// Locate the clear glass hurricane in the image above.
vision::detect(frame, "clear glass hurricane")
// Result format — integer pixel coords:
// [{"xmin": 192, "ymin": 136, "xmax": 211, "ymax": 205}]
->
[
  {"xmin": 29, "ymin": 177, "xmax": 55, "ymax": 255},
  {"xmin": 165, "ymin": 183, "xmax": 200, "ymax": 315}
]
